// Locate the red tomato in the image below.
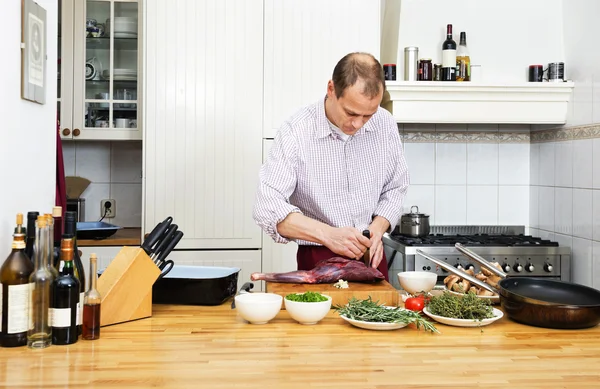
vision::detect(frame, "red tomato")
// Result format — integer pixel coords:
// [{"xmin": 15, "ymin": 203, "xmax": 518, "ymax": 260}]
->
[{"xmin": 404, "ymin": 297, "xmax": 425, "ymax": 312}]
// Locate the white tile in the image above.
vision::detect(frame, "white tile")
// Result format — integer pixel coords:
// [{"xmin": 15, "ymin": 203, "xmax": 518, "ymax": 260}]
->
[
  {"xmin": 467, "ymin": 124, "xmax": 498, "ymax": 132},
  {"xmin": 80, "ymin": 183, "xmax": 110, "ymax": 222},
  {"xmin": 75, "ymin": 141, "xmax": 111, "ymax": 183},
  {"xmin": 467, "ymin": 143, "xmax": 498, "ymax": 185},
  {"xmin": 404, "ymin": 123, "xmax": 435, "ymax": 132},
  {"xmin": 593, "ymin": 190, "xmax": 600, "ymax": 241},
  {"xmin": 436, "ymin": 124, "xmax": 467, "ymax": 132},
  {"xmin": 110, "ymin": 183, "xmax": 143, "ymax": 228},
  {"xmin": 435, "ymin": 143, "xmax": 467, "ymax": 185},
  {"xmin": 498, "ymin": 124, "xmax": 530, "ymax": 133},
  {"xmin": 554, "ymin": 188, "xmax": 573, "ymax": 235},
  {"xmin": 539, "ymin": 142, "xmax": 555, "ymax": 186},
  {"xmin": 466, "ymin": 186, "xmax": 498, "ymax": 224},
  {"xmin": 111, "ymin": 141, "xmax": 143, "ymax": 184},
  {"xmin": 529, "ymin": 185, "xmax": 539, "ymax": 229},
  {"xmin": 593, "ymin": 139, "xmax": 600, "ymax": 189},
  {"xmin": 593, "ymin": 241, "xmax": 600, "ymax": 290},
  {"xmin": 404, "ymin": 143, "xmax": 435, "ymax": 185},
  {"xmin": 554, "ymin": 140, "xmax": 573, "ymax": 188},
  {"xmin": 499, "ymin": 144, "xmax": 529, "ymax": 185},
  {"xmin": 498, "ymin": 186, "xmax": 529, "ymax": 225},
  {"xmin": 403, "ymin": 185, "xmax": 435, "ymax": 224},
  {"xmin": 435, "ymin": 186, "xmax": 467, "ymax": 225},
  {"xmin": 530, "ymin": 143, "xmax": 540, "ymax": 186},
  {"xmin": 571, "ymin": 79, "xmax": 594, "ymax": 125},
  {"xmin": 62, "ymin": 142, "xmax": 76, "ymax": 177},
  {"xmin": 538, "ymin": 186, "xmax": 555, "ymax": 232},
  {"xmin": 573, "ymin": 189, "xmax": 593, "ymax": 240},
  {"xmin": 572, "ymin": 139, "xmax": 593, "ymax": 189},
  {"xmin": 572, "ymin": 237, "xmax": 593, "ymax": 287}
]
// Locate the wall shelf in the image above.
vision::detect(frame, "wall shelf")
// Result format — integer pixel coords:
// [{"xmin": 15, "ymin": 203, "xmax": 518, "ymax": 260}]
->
[{"xmin": 384, "ymin": 81, "xmax": 574, "ymax": 124}]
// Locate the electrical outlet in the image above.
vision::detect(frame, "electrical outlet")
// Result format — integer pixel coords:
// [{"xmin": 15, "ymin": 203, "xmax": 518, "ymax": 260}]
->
[{"xmin": 101, "ymin": 199, "xmax": 116, "ymax": 218}]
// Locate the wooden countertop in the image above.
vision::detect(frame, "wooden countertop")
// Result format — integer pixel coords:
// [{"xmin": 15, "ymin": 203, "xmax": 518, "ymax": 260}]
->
[
  {"xmin": 78, "ymin": 227, "xmax": 141, "ymax": 247},
  {"xmin": 1, "ymin": 303, "xmax": 599, "ymax": 388}
]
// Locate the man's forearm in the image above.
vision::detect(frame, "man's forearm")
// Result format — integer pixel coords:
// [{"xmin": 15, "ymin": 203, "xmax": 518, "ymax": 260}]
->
[
  {"xmin": 369, "ymin": 216, "xmax": 390, "ymax": 236},
  {"xmin": 277, "ymin": 213, "xmax": 332, "ymax": 245}
]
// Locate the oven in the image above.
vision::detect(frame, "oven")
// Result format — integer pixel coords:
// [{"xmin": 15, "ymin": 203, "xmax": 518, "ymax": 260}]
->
[{"xmin": 382, "ymin": 226, "xmax": 571, "ymax": 290}]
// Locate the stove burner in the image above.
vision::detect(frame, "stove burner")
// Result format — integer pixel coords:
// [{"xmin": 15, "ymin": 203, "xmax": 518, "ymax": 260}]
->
[{"xmin": 389, "ymin": 232, "xmax": 559, "ymax": 247}]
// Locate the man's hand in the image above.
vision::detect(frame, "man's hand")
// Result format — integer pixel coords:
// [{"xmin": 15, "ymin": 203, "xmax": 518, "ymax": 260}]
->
[
  {"xmin": 367, "ymin": 216, "xmax": 391, "ymax": 269},
  {"xmin": 322, "ymin": 226, "xmax": 371, "ymax": 259}
]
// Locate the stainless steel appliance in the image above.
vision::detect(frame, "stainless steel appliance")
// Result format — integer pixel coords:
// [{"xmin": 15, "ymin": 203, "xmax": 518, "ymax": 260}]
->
[
  {"xmin": 66, "ymin": 198, "xmax": 86, "ymax": 222},
  {"xmin": 383, "ymin": 225, "xmax": 571, "ymax": 289}
]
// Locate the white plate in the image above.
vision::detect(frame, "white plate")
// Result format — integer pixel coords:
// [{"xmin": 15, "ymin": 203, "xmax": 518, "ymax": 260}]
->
[
  {"xmin": 339, "ymin": 307, "xmax": 410, "ymax": 331},
  {"xmin": 422, "ymin": 307, "xmax": 504, "ymax": 327},
  {"xmin": 447, "ymin": 290, "xmax": 500, "ymax": 304}
]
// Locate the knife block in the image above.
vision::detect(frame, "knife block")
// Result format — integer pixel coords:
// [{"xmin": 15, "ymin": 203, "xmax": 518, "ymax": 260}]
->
[{"xmin": 97, "ymin": 246, "xmax": 161, "ymax": 327}]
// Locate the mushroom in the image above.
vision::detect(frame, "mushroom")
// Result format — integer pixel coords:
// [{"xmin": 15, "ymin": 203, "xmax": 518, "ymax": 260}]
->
[
  {"xmin": 445, "ymin": 275, "xmax": 460, "ymax": 291},
  {"xmin": 444, "ymin": 274, "xmax": 460, "ymax": 284},
  {"xmin": 475, "ymin": 273, "xmax": 487, "ymax": 281},
  {"xmin": 465, "ymin": 268, "xmax": 475, "ymax": 277},
  {"xmin": 486, "ymin": 275, "xmax": 502, "ymax": 289},
  {"xmin": 468, "ymin": 286, "xmax": 478, "ymax": 295},
  {"xmin": 478, "ymin": 289, "xmax": 495, "ymax": 297}
]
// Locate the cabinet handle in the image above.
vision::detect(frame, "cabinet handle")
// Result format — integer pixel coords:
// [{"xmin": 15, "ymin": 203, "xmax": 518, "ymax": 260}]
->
[
  {"xmin": 62, "ymin": 128, "xmax": 71, "ymax": 136},
  {"xmin": 73, "ymin": 128, "xmax": 81, "ymax": 137}
]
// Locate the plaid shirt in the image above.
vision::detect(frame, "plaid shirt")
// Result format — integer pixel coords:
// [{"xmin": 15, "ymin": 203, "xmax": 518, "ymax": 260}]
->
[{"xmin": 253, "ymin": 98, "xmax": 409, "ymax": 245}]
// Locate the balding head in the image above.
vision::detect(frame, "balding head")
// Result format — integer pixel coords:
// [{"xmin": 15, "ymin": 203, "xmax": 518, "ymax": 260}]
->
[{"xmin": 331, "ymin": 53, "xmax": 385, "ymax": 99}]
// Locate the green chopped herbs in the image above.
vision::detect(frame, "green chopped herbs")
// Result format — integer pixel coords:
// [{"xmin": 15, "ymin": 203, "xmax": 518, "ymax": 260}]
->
[
  {"xmin": 334, "ymin": 297, "xmax": 439, "ymax": 333},
  {"xmin": 285, "ymin": 291, "xmax": 329, "ymax": 302},
  {"xmin": 427, "ymin": 291, "xmax": 494, "ymax": 321}
]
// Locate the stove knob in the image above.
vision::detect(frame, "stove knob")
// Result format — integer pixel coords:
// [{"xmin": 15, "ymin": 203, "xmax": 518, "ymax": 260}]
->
[
  {"xmin": 465, "ymin": 264, "xmax": 475, "ymax": 271},
  {"xmin": 544, "ymin": 263, "xmax": 553, "ymax": 272},
  {"xmin": 513, "ymin": 263, "xmax": 523, "ymax": 272},
  {"xmin": 525, "ymin": 263, "xmax": 535, "ymax": 272},
  {"xmin": 502, "ymin": 264, "xmax": 511, "ymax": 273},
  {"xmin": 455, "ymin": 263, "xmax": 464, "ymax": 270}
]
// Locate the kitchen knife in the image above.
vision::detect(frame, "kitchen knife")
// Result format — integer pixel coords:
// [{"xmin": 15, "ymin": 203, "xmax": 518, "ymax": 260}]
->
[
  {"xmin": 154, "ymin": 230, "xmax": 184, "ymax": 268},
  {"xmin": 151, "ymin": 224, "xmax": 178, "ymax": 263},
  {"xmin": 362, "ymin": 229, "xmax": 371, "ymax": 267},
  {"xmin": 141, "ymin": 216, "xmax": 173, "ymax": 255}
]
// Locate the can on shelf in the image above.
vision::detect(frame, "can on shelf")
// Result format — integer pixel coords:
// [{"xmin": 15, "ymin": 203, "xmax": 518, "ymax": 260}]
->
[{"xmin": 404, "ymin": 47, "xmax": 419, "ymax": 81}]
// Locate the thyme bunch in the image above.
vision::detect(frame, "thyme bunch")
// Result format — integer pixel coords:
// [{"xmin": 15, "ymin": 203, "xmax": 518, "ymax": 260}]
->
[{"xmin": 426, "ymin": 291, "xmax": 494, "ymax": 320}]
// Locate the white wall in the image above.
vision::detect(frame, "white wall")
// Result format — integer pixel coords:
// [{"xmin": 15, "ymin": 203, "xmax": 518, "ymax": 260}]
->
[
  {"xmin": 0, "ymin": 0, "xmax": 58, "ymax": 260},
  {"xmin": 396, "ymin": 0, "xmax": 564, "ymax": 83}
]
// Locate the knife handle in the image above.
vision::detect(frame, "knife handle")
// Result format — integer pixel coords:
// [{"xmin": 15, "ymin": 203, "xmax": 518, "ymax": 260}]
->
[
  {"xmin": 155, "ymin": 230, "xmax": 184, "ymax": 265},
  {"xmin": 362, "ymin": 230, "xmax": 371, "ymax": 265},
  {"xmin": 141, "ymin": 217, "xmax": 172, "ymax": 253},
  {"xmin": 151, "ymin": 224, "xmax": 178, "ymax": 259}
]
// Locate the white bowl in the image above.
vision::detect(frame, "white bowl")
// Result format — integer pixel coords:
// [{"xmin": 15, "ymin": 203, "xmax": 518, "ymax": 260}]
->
[
  {"xmin": 284, "ymin": 294, "xmax": 332, "ymax": 325},
  {"xmin": 397, "ymin": 271, "xmax": 438, "ymax": 295},
  {"xmin": 234, "ymin": 293, "xmax": 282, "ymax": 324}
]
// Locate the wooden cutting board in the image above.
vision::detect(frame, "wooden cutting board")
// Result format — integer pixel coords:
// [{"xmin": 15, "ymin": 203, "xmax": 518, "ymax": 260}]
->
[{"xmin": 266, "ymin": 281, "xmax": 399, "ymax": 309}]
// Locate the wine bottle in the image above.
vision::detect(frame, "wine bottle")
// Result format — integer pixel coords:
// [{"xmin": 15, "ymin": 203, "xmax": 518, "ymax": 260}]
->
[
  {"xmin": 63, "ymin": 211, "xmax": 85, "ymax": 335},
  {"xmin": 25, "ymin": 211, "xmax": 39, "ymax": 261},
  {"xmin": 0, "ymin": 214, "xmax": 34, "ymax": 348},
  {"xmin": 456, "ymin": 32, "xmax": 471, "ymax": 82},
  {"xmin": 51, "ymin": 238, "xmax": 79, "ymax": 345},
  {"xmin": 442, "ymin": 24, "xmax": 457, "ymax": 81},
  {"xmin": 82, "ymin": 254, "xmax": 101, "ymax": 340},
  {"xmin": 27, "ymin": 216, "xmax": 54, "ymax": 349}
]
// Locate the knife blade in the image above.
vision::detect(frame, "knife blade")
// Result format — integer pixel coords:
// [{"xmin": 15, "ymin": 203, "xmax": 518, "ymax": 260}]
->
[
  {"xmin": 151, "ymin": 224, "xmax": 178, "ymax": 263},
  {"xmin": 362, "ymin": 229, "xmax": 371, "ymax": 267},
  {"xmin": 154, "ymin": 230, "xmax": 184, "ymax": 268},
  {"xmin": 141, "ymin": 216, "xmax": 173, "ymax": 255}
]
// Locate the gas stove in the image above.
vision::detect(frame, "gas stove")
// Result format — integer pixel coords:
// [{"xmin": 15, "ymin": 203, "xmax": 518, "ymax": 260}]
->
[{"xmin": 382, "ymin": 226, "xmax": 571, "ymax": 288}]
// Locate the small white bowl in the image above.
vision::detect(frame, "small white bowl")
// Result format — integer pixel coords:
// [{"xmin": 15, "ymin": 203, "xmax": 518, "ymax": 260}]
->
[
  {"xmin": 284, "ymin": 294, "xmax": 332, "ymax": 325},
  {"xmin": 234, "ymin": 293, "xmax": 282, "ymax": 324},
  {"xmin": 397, "ymin": 271, "xmax": 438, "ymax": 295}
]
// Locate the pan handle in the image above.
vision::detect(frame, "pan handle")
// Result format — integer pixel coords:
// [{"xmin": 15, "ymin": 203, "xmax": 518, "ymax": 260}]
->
[
  {"xmin": 416, "ymin": 249, "xmax": 498, "ymax": 294},
  {"xmin": 454, "ymin": 243, "xmax": 507, "ymax": 279}
]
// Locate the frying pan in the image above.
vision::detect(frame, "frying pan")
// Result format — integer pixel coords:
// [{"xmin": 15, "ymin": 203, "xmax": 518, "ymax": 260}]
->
[{"xmin": 417, "ymin": 244, "xmax": 600, "ymax": 329}]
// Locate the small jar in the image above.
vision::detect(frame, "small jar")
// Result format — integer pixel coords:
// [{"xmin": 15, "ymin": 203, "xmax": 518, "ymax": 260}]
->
[
  {"xmin": 420, "ymin": 59, "xmax": 433, "ymax": 81},
  {"xmin": 433, "ymin": 64, "xmax": 442, "ymax": 81}
]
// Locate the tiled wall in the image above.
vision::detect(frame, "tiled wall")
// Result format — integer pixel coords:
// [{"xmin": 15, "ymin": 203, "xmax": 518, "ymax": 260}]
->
[
  {"xmin": 62, "ymin": 141, "xmax": 143, "ymax": 227},
  {"xmin": 399, "ymin": 124, "xmax": 530, "ymax": 227}
]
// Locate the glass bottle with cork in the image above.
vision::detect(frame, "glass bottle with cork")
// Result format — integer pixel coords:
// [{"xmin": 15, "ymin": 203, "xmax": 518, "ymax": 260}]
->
[
  {"xmin": 0, "ymin": 214, "xmax": 34, "ymax": 348},
  {"xmin": 62, "ymin": 211, "xmax": 85, "ymax": 335},
  {"xmin": 51, "ymin": 238, "xmax": 79, "ymax": 345},
  {"xmin": 456, "ymin": 32, "xmax": 471, "ymax": 81},
  {"xmin": 27, "ymin": 215, "xmax": 55, "ymax": 349},
  {"xmin": 25, "ymin": 211, "xmax": 39, "ymax": 261},
  {"xmin": 82, "ymin": 253, "xmax": 101, "ymax": 340}
]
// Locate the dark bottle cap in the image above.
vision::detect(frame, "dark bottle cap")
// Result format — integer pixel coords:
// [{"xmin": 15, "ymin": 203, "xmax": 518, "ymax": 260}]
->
[
  {"xmin": 27, "ymin": 211, "xmax": 40, "ymax": 220},
  {"xmin": 362, "ymin": 230, "xmax": 371, "ymax": 239},
  {"xmin": 64, "ymin": 211, "xmax": 77, "ymax": 237},
  {"xmin": 446, "ymin": 24, "xmax": 453, "ymax": 35},
  {"xmin": 460, "ymin": 32, "xmax": 467, "ymax": 45}
]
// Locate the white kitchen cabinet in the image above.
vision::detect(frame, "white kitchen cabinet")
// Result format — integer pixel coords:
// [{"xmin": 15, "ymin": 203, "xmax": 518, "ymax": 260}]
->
[
  {"xmin": 263, "ymin": 0, "xmax": 382, "ymax": 137},
  {"xmin": 59, "ymin": 0, "xmax": 143, "ymax": 141},
  {"xmin": 143, "ymin": 0, "xmax": 264, "ymax": 249},
  {"xmin": 78, "ymin": 246, "xmax": 121, "ymax": 276}
]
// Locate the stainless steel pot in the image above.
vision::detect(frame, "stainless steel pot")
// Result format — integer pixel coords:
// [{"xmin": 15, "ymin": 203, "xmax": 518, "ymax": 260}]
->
[{"xmin": 399, "ymin": 206, "xmax": 430, "ymax": 237}]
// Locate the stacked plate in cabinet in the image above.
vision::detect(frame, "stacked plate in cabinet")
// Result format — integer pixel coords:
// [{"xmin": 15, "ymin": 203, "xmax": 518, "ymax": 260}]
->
[
  {"xmin": 102, "ymin": 69, "xmax": 137, "ymax": 81},
  {"xmin": 106, "ymin": 17, "xmax": 138, "ymax": 38}
]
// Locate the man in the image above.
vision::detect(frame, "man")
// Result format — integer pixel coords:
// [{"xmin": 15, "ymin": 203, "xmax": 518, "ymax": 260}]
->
[{"xmin": 253, "ymin": 52, "xmax": 409, "ymax": 281}]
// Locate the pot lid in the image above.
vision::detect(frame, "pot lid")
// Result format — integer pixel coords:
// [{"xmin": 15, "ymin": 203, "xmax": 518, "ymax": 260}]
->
[{"xmin": 403, "ymin": 205, "xmax": 429, "ymax": 217}]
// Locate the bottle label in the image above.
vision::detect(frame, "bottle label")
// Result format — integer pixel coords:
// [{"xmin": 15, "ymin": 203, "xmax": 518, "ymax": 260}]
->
[
  {"xmin": 51, "ymin": 308, "xmax": 71, "ymax": 328},
  {"xmin": 77, "ymin": 292, "xmax": 84, "ymax": 326},
  {"xmin": 7, "ymin": 283, "xmax": 32, "ymax": 334},
  {"xmin": 442, "ymin": 49, "xmax": 457, "ymax": 68},
  {"xmin": 0, "ymin": 283, "xmax": 3, "ymax": 332},
  {"xmin": 48, "ymin": 307, "xmax": 53, "ymax": 329}
]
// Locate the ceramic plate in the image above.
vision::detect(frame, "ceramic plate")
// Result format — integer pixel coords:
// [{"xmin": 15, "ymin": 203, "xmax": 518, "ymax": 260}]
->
[
  {"xmin": 447, "ymin": 290, "xmax": 500, "ymax": 304},
  {"xmin": 422, "ymin": 307, "xmax": 504, "ymax": 327},
  {"xmin": 339, "ymin": 307, "xmax": 409, "ymax": 331}
]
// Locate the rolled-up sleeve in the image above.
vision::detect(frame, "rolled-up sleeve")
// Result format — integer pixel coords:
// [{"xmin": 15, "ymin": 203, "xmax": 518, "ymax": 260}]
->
[
  {"xmin": 253, "ymin": 125, "xmax": 302, "ymax": 243},
  {"xmin": 373, "ymin": 120, "xmax": 410, "ymax": 231}
]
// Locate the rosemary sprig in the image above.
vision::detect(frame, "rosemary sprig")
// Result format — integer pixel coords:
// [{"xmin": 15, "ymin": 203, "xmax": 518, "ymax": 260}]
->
[
  {"xmin": 334, "ymin": 297, "xmax": 439, "ymax": 333},
  {"xmin": 426, "ymin": 291, "xmax": 494, "ymax": 320}
]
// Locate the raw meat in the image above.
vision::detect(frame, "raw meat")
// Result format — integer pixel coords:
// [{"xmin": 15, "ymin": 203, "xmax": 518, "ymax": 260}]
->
[{"xmin": 250, "ymin": 257, "xmax": 384, "ymax": 284}]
